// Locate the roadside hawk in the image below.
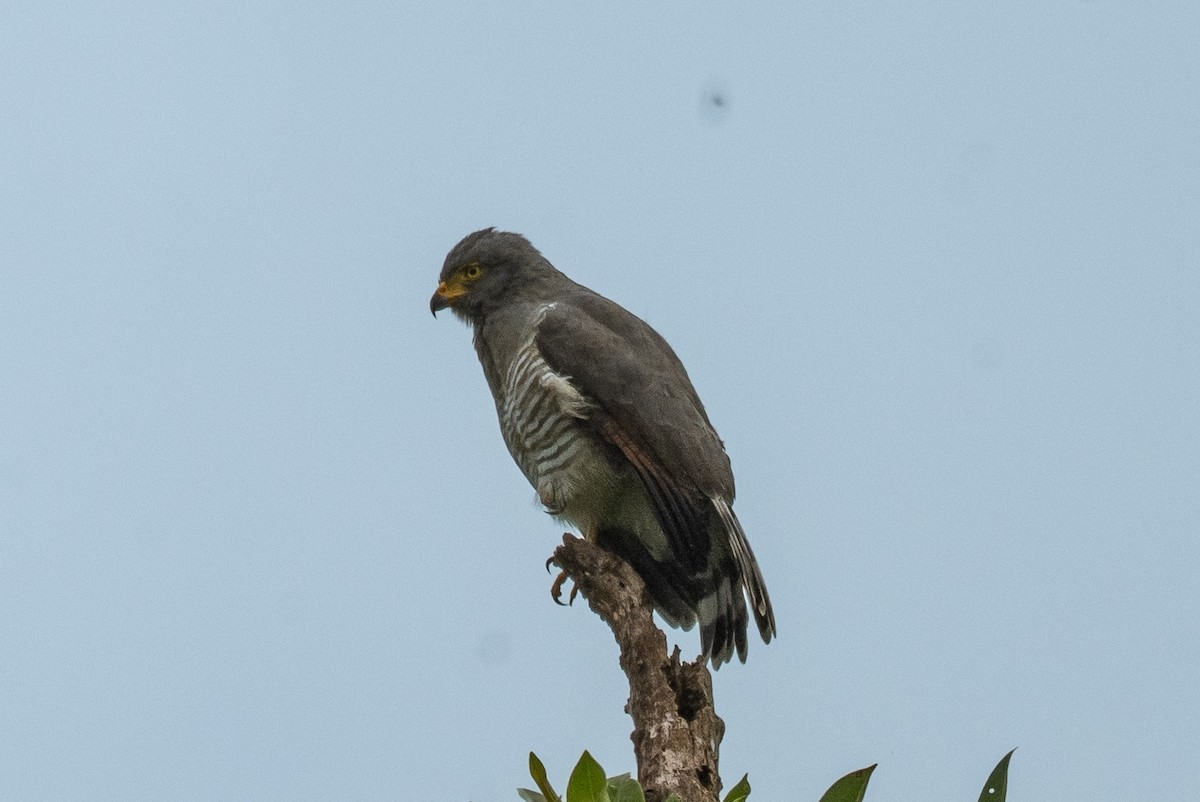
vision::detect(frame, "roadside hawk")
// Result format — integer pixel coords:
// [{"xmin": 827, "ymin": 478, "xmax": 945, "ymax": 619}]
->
[{"xmin": 430, "ymin": 228, "xmax": 775, "ymax": 667}]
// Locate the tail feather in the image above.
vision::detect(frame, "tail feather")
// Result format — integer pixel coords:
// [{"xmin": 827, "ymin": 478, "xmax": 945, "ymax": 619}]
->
[
  {"xmin": 698, "ymin": 573, "xmax": 752, "ymax": 668},
  {"xmin": 594, "ymin": 498, "xmax": 775, "ymax": 669},
  {"xmin": 713, "ymin": 498, "xmax": 776, "ymax": 645}
]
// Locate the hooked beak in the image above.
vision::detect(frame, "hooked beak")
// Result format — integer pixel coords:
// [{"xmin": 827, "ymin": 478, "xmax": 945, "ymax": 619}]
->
[{"xmin": 429, "ymin": 279, "xmax": 467, "ymax": 317}]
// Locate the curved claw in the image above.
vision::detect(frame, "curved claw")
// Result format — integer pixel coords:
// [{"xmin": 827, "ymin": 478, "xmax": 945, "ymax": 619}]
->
[
  {"xmin": 550, "ymin": 570, "xmax": 576, "ymax": 606},
  {"xmin": 545, "ymin": 555, "xmax": 557, "ymax": 574}
]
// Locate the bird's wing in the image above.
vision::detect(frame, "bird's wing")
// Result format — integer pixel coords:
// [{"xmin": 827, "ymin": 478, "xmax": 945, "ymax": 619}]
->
[{"xmin": 534, "ymin": 289, "xmax": 734, "ymax": 571}]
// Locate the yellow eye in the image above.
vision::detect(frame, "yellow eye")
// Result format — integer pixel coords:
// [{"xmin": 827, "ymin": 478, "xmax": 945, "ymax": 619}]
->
[{"xmin": 463, "ymin": 263, "xmax": 482, "ymax": 280}]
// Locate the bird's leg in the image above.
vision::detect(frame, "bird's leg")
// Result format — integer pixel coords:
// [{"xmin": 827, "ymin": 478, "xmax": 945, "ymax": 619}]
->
[
  {"xmin": 550, "ymin": 568, "xmax": 579, "ymax": 606},
  {"xmin": 546, "ymin": 531, "xmax": 586, "ymax": 606}
]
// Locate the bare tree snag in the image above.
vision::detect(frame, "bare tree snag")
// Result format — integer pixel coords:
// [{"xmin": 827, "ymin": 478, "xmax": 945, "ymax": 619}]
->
[{"xmin": 551, "ymin": 534, "xmax": 724, "ymax": 802}]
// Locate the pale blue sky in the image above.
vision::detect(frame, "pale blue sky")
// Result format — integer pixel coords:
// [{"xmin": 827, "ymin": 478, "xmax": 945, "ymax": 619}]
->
[{"xmin": 2, "ymin": 2, "xmax": 1197, "ymax": 800}]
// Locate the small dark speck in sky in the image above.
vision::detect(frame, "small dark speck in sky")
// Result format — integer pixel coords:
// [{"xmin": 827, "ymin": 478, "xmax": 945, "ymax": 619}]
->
[{"xmin": 699, "ymin": 81, "xmax": 731, "ymax": 125}]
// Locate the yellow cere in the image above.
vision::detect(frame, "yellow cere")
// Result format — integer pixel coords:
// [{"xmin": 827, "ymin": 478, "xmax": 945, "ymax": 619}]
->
[{"xmin": 436, "ymin": 277, "xmax": 468, "ymax": 300}]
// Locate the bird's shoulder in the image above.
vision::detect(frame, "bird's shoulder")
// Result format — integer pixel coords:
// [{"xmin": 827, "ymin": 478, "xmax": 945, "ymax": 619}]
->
[{"xmin": 534, "ymin": 286, "xmax": 679, "ymax": 372}]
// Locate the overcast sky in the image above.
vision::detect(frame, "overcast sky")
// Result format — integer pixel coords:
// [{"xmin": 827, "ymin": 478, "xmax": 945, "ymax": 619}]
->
[{"xmin": 2, "ymin": 2, "xmax": 1197, "ymax": 800}]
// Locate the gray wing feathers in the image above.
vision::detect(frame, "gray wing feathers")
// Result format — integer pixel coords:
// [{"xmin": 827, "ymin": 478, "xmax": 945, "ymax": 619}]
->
[{"xmin": 533, "ymin": 290, "xmax": 734, "ymax": 500}]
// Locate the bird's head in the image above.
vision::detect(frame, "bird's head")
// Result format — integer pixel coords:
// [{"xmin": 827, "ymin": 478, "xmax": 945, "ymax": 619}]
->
[{"xmin": 430, "ymin": 228, "xmax": 552, "ymax": 323}]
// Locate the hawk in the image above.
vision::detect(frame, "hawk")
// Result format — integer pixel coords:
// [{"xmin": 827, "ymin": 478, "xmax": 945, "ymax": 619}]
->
[{"xmin": 431, "ymin": 229, "xmax": 775, "ymax": 666}]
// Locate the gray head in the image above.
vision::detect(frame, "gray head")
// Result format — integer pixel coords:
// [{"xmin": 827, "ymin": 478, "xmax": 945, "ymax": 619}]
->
[{"xmin": 429, "ymin": 228, "xmax": 558, "ymax": 322}]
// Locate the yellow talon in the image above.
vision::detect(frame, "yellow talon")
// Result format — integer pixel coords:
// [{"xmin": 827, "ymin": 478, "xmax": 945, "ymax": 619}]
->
[{"xmin": 550, "ymin": 570, "xmax": 579, "ymax": 606}]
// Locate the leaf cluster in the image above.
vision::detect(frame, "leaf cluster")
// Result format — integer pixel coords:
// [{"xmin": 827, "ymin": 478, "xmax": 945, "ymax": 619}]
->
[
  {"xmin": 517, "ymin": 749, "xmax": 1016, "ymax": 802},
  {"xmin": 516, "ymin": 751, "xmax": 745, "ymax": 802}
]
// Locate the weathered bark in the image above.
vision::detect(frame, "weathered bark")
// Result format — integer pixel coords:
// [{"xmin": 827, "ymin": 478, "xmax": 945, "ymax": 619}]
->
[{"xmin": 551, "ymin": 534, "xmax": 724, "ymax": 802}]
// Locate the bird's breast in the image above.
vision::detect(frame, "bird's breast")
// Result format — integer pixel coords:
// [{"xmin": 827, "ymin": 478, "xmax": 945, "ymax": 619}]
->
[{"xmin": 496, "ymin": 342, "xmax": 610, "ymax": 518}]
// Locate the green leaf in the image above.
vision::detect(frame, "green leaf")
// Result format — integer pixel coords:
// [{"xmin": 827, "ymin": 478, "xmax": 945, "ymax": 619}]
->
[
  {"xmin": 518, "ymin": 790, "xmax": 547, "ymax": 802},
  {"xmin": 723, "ymin": 773, "xmax": 751, "ymax": 802},
  {"xmin": 817, "ymin": 764, "xmax": 877, "ymax": 802},
  {"xmin": 977, "ymin": 749, "xmax": 1016, "ymax": 802},
  {"xmin": 606, "ymin": 774, "xmax": 646, "ymax": 802},
  {"xmin": 529, "ymin": 752, "xmax": 561, "ymax": 802},
  {"xmin": 566, "ymin": 751, "xmax": 611, "ymax": 802}
]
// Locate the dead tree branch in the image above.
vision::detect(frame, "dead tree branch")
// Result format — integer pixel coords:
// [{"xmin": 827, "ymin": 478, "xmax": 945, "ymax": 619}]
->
[{"xmin": 551, "ymin": 534, "xmax": 724, "ymax": 802}]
